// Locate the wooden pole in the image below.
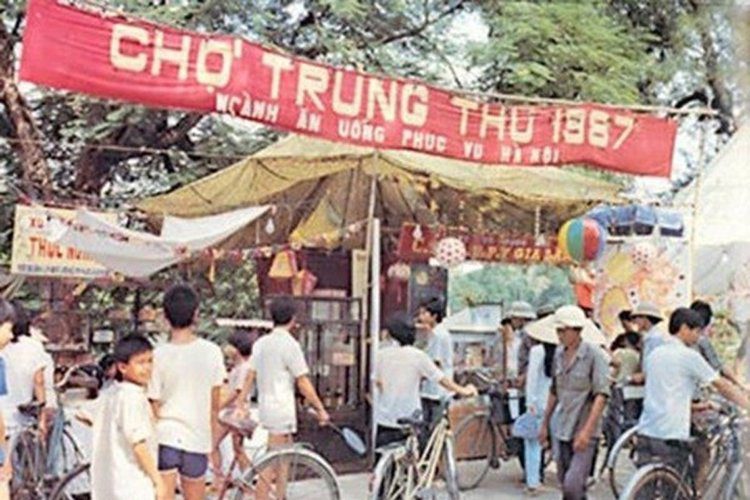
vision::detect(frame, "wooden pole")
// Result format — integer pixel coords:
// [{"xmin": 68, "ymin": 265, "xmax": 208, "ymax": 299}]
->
[{"xmin": 688, "ymin": 122, "xmax": 708, "ymax": 303}]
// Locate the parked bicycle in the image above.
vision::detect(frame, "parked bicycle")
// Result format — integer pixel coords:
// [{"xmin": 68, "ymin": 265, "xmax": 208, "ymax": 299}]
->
[
  {"xmin": 370, "ymin": 400, "xmax": 459, "ymax": 500},
  {"xmin": 451, "ymin": 369, "xmax": 526, "ymax": 491},
  {"xmin": 620, "ymin": 402, "xmax": 747, "ymax": 500},
  {"xmin": 11, "ymin": 363, "xmax": 94, "ymax": 500}
]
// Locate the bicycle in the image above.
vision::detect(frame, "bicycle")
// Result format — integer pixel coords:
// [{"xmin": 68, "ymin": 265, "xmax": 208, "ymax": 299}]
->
[
  {"xmin": 10, "ymin": 364, "xmax": 93, "ymax": 500},
  {"xmin": 620, "ymin": 403, "xmax": 748, "ymax": 500},
  {"xmin": 370, "ymin": 400, "xmax": 459, "ymax": 500},
  {"xmin": 451, "ymin": 370, "xmax": 525, "ymax": 491},
  {"xmin": 589, "ymin": 383, "xmax": 641, "ymax": 496}
]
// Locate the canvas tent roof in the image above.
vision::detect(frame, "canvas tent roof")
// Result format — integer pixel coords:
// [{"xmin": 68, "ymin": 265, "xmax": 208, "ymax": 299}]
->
[
  {"xmin": 677, "ymin": 123, "xmax": 750, "ymax": 247},
  {"xmin": 137, "ymin": 135, "xmax": 622, "ymax": 247}
]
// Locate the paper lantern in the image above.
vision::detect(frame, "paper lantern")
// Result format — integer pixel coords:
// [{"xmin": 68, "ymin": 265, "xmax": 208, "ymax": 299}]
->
[
  {"xmin": 292, "ymin": 269, "xmax": 318, "ymax": 296},
  {"xmin": 558, "ymin": 218, "xmax": 606, "ymax": 262},
  {"xmin": 631, "ymin": 241, "xmax": 657, "ymax": 268},
  {"xmin": 387, "ymin": 262, "xmax": 411, "ymax": 282},
  {"xmin": 434, "ymin": 237, "xmax": 467, "ymax": 268},
  {"xmin": 268, "ymin": 249, "xmax": 298, "ymax": 279}
]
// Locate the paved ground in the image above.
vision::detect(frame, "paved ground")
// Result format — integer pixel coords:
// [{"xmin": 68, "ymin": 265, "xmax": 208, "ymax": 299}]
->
[
  {"xmin": 338, "ymin": 460, "xmax": 613, "ymax": 499},
  {"xmin": 67, "ymin": 394, "xmax": 618, "ymax": 499}
]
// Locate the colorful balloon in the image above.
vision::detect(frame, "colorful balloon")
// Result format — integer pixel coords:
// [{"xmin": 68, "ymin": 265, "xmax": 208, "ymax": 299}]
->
[{"xmin": 558, "ymin": 218, "xmax": 606, "ymax": 262}]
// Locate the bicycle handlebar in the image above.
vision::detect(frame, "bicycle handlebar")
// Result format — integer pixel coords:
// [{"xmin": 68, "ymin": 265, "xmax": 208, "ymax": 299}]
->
[{"xmin": 55, "ymin": 363, "xmax": 98, "ymax": 391}]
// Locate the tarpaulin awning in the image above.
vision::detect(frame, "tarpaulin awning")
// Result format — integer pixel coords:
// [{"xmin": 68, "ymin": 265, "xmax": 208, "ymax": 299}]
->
[
  {"xmin": 137, "ymin": 135, "xmax": 623, "ymax": 247},
  {"xmin": 49, "ymin": 206, "xmax": 270, "ymax": 277}
]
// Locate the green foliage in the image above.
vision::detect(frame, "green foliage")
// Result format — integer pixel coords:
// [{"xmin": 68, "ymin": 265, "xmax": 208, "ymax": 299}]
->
[
  {"xmin": 448, "ymin": 263, "xmax": 574, "ymax": 313},
  {"xmin": 473, "ymin": 1, "xmax": 654, "ymax": 103}
]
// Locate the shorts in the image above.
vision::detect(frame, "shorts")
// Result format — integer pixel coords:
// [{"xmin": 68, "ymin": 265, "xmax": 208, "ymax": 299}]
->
[
  {"xmin": 263, "ymin": 421, "xmax": 297, "ymax": 436},
  {"xmin": 158, "ymin": 445, "xmax": 208, "ymax": 479}
]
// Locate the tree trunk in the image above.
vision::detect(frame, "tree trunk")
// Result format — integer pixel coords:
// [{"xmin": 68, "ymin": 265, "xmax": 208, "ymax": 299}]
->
[{"xmin": 0, "ymin": 19, "xmax": 50, "ymax": 198}]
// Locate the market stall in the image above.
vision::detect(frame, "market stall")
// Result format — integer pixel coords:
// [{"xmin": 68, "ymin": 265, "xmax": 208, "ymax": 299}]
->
[{"xmin": 136, "ymin": 133, "xmax": 623, "ymax": 469}]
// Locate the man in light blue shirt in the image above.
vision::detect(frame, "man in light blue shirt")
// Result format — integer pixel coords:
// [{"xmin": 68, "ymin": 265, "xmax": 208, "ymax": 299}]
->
[
  {"xmin": 417, "ymin": 298, "xmax": 453, "ymax": 426},
  {"xmin": 637, "ymin": 308, "xmax": 750, "ymax": 475}
]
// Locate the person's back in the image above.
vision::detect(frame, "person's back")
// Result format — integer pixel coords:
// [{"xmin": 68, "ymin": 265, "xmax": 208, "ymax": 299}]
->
[
  {"xmin": 376, "ymin": 344, "xmax": 443, "ymax": 427},
  {"xmin": 151, "ymin": 337, "xmax": 225, "ymax": 451},
  {"xmin": 148, "ymin": 283, "xmax": 226, "ymax": 500},
  {"xmin": 251, "ymin": 328, "xmax": 309, "ymax": 434},
  {"xmin": 2, "ymin": 335, "xmax": 47, "ymax": 429}
]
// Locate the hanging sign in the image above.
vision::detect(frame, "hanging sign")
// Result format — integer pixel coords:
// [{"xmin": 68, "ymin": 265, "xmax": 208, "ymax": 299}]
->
[
  {"xmin": 11, "ymin": 205, "xmax": 116, "ymax": 279},
  {"xmin": 20, "ymin": 0, "xmax": 676, "ymax": 177},
  {"xmin": 397, "ymin": 223, "xmax": 567, "ymax": 265}
]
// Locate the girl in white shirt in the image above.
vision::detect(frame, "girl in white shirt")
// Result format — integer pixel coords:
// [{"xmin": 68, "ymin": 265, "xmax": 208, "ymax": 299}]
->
[{"xmin": 523, "ymin": 339, "xmax": 555, "ymax": 494}]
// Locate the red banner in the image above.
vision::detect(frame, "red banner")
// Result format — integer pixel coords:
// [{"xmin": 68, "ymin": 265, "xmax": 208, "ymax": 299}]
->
[
  {"xmin": 397, "ymin": 224, "xmax": 567, "ymax": 265},
  {"xmin": 20, "ymin": 0, "xmax": 676, "ymax": 176}
]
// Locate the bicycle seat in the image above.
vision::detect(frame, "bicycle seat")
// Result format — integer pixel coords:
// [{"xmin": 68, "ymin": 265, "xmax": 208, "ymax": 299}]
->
[
  {"xmin": 18, "ymin": 401, "xmax": 45, "ymax": 418},
  {"xmin": 396, "ymin": 417, "xmax": 428, "ymax": 430}
]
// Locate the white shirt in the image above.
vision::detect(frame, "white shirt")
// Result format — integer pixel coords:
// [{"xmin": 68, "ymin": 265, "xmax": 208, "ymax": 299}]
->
[
  {"xmin": 525, "ymin": 344, "xmax": 552, "ymax": 414},
  {"xmin": 0, "ymin": 336, "xmax": 48, "ymax": 430},
  {"xmin": 421, "ymin": 323, "xmax": 454, "ymax": 401},
  {"xmin": 642, "ymin": 326, "xmax": 668, "ymax": 361},
  {"xmin": 375, "ymin": 345, "xmax": 444, "ymax": 428},
  {"xmin": 248, "ymin": 328, "xmax": 310, "ymax": 434},
  {"xmin": 148, "ymin": 337, "xmax": 226, "ymax": 453},
  {"xmin": 507, "ymin": 331, "xmax": 524, "ymax": 379},
  {"xmin": 638, "ymin": 337, "xmax": 719, "ymax": 441},
  {"xmin": 228, "ymin": 358, "xmax": 252, "ymax": 395},
  {"xmin": 91, "ymin": 381, "xmax": 157, "ymax": 500}
]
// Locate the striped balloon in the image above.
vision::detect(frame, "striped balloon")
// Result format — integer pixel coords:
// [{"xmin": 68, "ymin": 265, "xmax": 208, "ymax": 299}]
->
[{"xmin": 558, "ymin": 218, "xmax": 606, "ymax": 262}]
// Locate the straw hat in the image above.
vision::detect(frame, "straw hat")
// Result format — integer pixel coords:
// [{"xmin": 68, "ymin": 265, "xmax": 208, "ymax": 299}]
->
[
  {"xmin": 631, "ymin": 302, "xmax": 664, "ymax": 323},
  {"xmin": 507, "ymin": 301, "xmax": 537, "ymax": 320},
  {"xmin": 526, "ymin": 306, "xmax": 608, "ymax": 346}
]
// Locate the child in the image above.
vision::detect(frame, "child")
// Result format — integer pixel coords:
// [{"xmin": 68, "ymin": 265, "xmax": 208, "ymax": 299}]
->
[
  {"xmin": 239, "ymin": 297, "xmax": 329, "ymax": 499},
  {"xmin": 148, "ymin": 284, "xmax": 226, "ymax": 500},
  {"xmin": 0, "ymin": 299, "xmax": 16, "ymax": 500},
  {"xmin": 213, "ymin": 331, "xmax": 255, "ymax": 478},
  {"xmin": 91, "ymin": 334, "xmax": 165, "ymax": 500}
]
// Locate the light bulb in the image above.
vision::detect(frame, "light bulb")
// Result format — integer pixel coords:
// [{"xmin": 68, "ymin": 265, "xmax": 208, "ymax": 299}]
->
[{"xmin": 265, "ymin": 217, "xmax": 275, "ymax": 235}]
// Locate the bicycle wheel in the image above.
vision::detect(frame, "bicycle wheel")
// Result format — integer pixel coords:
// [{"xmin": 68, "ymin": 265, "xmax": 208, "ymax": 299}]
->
[
  {"xmin": 607, "ymin": 425, "xmax": 639, "ymax": 497},
  {"xmin": 371, "ymin": 448, "xmax": 409, "ymax": 500},
  {"xmin": 48, "ymin": 426, "xmax": 87, "ymax": 479},
  {"xmin": 438, "ymin": 435, "xmax": 460, "ymax": 500},
  {"xmin": 620, "ymin": 464, "xmax": 691, "ymax": 500},
  {"xmin": 48, "ymin": 463, "xmax": 91, "ymax": 500},
  {"xmin": 234, "ymin": 447, "xmax": 340, "ymax": 500},
  {"xmin": 452, "ymin": 412, "xmax": 495, "ymax": 490},
  {"xmin": 10, "ymin": 430, "xmax": 42, "ymax": 500}
]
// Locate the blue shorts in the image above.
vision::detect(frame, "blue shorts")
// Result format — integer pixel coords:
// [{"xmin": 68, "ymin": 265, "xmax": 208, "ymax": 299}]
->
[{"xmin": 158, "ymin": 445, "xmax": 208, "ymax": 479}]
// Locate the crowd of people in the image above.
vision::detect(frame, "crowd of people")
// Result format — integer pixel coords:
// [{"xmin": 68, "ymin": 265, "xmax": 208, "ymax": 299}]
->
[{"xmin": 0, "ymin": 285, "xmax": 747, "ymax": 500}]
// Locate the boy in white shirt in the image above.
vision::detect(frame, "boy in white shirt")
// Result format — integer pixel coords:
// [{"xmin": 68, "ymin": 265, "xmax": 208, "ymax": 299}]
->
[
  {"xmin": 375, "ymin": 312, "xmax": 477, "ymax": 448},
  {"xmin": 416, "ymin": 298, "xmax": 454, "ymax": 426},
  {"xmin": 91, "ymin": 334, "xmax": 165, "ymax": 500},
  {"xmin": 239, "ymin": 297, "xmax": 329, "ymax": 499},
  {"xmin": 148, "ymin": 284, "xmax": 227, "ymax": 500}
]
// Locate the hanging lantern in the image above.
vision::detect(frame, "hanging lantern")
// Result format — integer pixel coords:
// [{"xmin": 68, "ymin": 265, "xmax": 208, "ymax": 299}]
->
[
  {"xmin": 558, "ymin": 218, "xmax": 606, "ymax": 263},
  {"xmin": 631, "ymin": 241, "xmax": 657, "ymax": 268},
  {"xmin": 434, "ymin": 237, "xmax": 467, "ymax": 268},
  {"xmin": 268, "ymin": 249, "xmax": 298, "ymax": 279},
  {"xmin": 387, "ymin": 262, "xmax": 411, "ymax": 282}
]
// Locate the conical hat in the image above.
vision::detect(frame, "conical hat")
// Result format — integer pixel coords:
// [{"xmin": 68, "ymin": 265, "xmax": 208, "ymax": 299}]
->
[{"xmin": 526, "ymin": 314, "xmax": 608, "ymax": 346}]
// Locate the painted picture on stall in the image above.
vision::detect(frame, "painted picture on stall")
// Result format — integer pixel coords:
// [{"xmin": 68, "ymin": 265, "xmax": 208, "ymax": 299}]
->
[{"xmin": 594, "ymin": 239, "xmax": 690, "ymax": 336}]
